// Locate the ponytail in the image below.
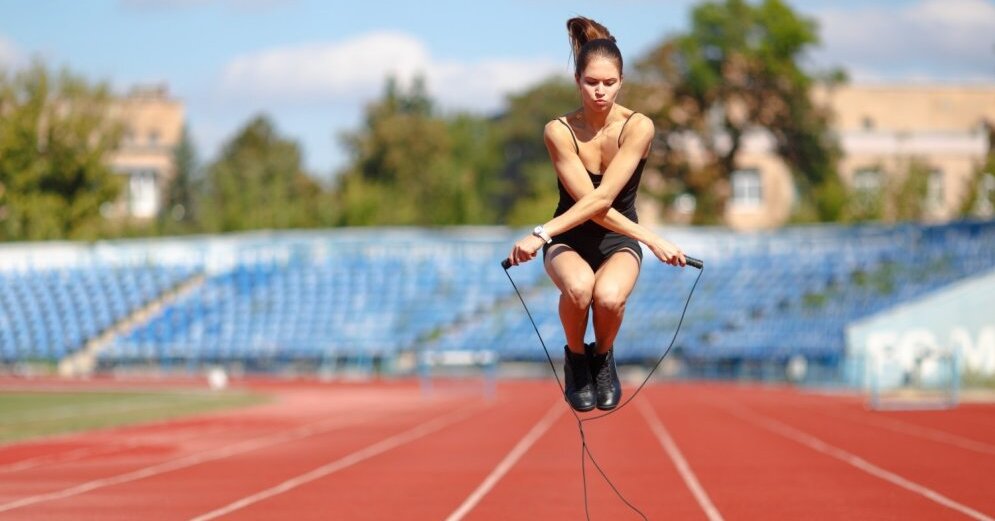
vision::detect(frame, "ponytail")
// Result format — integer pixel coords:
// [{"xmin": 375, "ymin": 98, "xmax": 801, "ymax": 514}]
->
[{"xmin": 566, "ymin": 16, "xmax": 622, "ymax": 77}]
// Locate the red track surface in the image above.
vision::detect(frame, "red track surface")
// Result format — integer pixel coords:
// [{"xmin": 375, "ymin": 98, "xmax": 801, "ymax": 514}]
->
[{"xmin": 1, "ymin": 378, "xmax": 993, "ymax": 520}]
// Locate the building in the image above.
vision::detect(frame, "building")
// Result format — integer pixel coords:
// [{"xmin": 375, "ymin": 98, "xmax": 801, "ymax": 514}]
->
[
  {"xmin": 711, "ymin": 84, "xmax": 995, "ymax": 230},
  {"xmin": 105, "ymin": 84, "xmax": 184, "ymax": 220}
]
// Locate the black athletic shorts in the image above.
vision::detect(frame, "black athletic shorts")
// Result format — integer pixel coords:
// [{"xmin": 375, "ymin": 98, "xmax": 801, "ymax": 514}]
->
[{"xmin": 542, "ymin": 225, "xmax": 643, "ymax": 271}]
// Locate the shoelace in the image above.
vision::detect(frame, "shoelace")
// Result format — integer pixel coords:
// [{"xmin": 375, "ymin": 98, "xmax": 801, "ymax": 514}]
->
[{"xmin": 593, "ymin": 353, "xmax": 614, "ymax": 389}]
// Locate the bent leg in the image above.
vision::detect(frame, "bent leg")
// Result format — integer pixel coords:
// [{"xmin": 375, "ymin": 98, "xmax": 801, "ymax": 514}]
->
[
  {"xmin": 591, "ymin": 249, "xmax": 641, "ymax": 354},
  {"xmin": 544, "ymin": 244, "xmax": 595, "ymax": 354}
]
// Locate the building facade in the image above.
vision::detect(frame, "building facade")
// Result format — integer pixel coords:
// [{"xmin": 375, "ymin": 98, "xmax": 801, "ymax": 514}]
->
[
  {"xmin": 714, "ymin": 84, "xmax": 995, "ymax": 230},
  {"xmin": 106, "ymin": 85, "xmax": 184, "ymax": 220}
]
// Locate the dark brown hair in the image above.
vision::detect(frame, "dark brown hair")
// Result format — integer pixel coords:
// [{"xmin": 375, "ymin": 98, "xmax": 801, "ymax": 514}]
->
[{"xmin": 566, "ymin": 16, "xmax": 622, "ymax": 78}]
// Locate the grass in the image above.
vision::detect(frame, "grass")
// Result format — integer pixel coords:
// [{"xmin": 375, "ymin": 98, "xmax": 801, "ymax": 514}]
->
[{"xmin": 0, "ymin": 389, "xmax": 267, "ymax": 444}]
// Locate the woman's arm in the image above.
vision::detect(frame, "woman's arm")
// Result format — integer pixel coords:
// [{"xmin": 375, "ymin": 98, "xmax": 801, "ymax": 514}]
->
[
  {"xmin": 543, "ymin": 120, "xmax": 655, "ymax": 244},
  {"xmin": 543, "ymin": 114, "xmax": 654, "ymax": 236},
  {"xmin": 507, "ymin": 115, "xmax": 685, "ymax": 266}
]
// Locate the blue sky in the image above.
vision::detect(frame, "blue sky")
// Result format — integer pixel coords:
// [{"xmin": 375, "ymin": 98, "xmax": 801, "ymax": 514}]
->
[{"xmin": 1, "ymin": 0, "xmax": 993, "ymax": 179}]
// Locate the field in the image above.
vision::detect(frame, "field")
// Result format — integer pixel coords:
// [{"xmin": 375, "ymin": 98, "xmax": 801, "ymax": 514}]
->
[
  {"xmin": 0, "ymin": 387, "xmax": 264, "ymax": 444},
  {"xmin": 0, "ymin": 376, "xmax": 993, "ymax": 520}
]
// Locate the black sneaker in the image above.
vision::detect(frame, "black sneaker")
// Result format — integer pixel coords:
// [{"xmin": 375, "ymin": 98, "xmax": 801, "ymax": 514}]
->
[{"xmin": 563, "ymin": 345, "xmax": 596, "ymax": 412}]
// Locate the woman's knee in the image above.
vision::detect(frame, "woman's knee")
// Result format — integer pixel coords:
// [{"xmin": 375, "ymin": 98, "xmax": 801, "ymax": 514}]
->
[
  {"xmin": 561, "ymin": 275, "xmax": 595, "ymax": 309},
  {"xmin": 593, "ymin": 283, "xmax": 627, "ymax": 315}
]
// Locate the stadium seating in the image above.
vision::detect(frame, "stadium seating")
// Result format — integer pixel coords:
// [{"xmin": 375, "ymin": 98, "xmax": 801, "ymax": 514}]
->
[
  {"xmin": 98, "ymin": 232, "xmax": 547, "ymax": 366},
  {"xmin": 1, "ymin": 221, "xmax": 992, "ymax": 374},
  {"xmin": 0, "ymin": 265, "xmax": 197, "ymax": 363}
]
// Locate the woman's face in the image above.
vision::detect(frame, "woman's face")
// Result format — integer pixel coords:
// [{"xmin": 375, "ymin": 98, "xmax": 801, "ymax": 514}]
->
[{"xmin": 576, "ymin": 56, "xmax": 622, "ymax": 112}]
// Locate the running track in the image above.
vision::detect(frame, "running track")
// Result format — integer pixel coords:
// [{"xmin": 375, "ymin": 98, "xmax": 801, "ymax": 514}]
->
[{"xmin": 0, "ymin": 378, "xmax": 993, "ymax": 520}]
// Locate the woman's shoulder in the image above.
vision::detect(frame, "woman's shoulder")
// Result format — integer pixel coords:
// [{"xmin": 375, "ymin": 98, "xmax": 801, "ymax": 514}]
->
[
  {"xmin": 616, "ymin": 105, "xmax": 651, "ymax": 125},
  {"xmin": 546, "ymin": 108, "xmax": 581, "ymax": 128},
  {"xmin": 544, "ymin": 111, "xmax": 579, "ymax": 140}
]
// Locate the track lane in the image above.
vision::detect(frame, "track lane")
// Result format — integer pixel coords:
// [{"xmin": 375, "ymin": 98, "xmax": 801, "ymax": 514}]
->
[
  {"xmin": 195, "ymin": 382, "xmax": 564, "ymax": 520},
  {"xmin": 468, "ymin": 389, "xmax": 711, "ymax": 520},
  {"xmin": 704, "ymin": 385, "xmax": 995, "ymax": 517},
  {"xmin": 0, "ymin": 384, "xmax": 474, "ymax": 520},
  {"xmin": 640, "ymin": 383, "xmax": 972, "ymax": 520}
]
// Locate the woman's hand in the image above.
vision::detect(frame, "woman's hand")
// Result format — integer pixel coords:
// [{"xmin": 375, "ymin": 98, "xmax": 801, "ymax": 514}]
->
[
  {"xmin": 507, "ymin": 234, "xmax": 546, "ymax": 266},
  {"xmin": 648, "ymin": 236, "xmax": 687, "ymax": 267}
]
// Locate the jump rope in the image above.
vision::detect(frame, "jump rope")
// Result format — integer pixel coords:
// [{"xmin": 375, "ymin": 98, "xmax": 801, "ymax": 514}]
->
[{"xmin": 501, "ymin": 254, "xmax": 703, "ymax": 520}]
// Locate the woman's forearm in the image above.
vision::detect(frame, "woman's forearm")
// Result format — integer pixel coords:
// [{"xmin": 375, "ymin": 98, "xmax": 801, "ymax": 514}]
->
[
  {"xmin": 592, "ymin": 209, "xmax": 655, "ymax": 245},
  {"xmin": 543, "ymin": 191, "xmax": 612, "ymax": 237}
]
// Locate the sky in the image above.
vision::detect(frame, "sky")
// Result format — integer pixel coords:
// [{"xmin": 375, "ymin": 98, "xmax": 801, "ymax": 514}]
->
[{"xmin": 1, "ymin": 0, "xmax": 993, "ymax": 179}]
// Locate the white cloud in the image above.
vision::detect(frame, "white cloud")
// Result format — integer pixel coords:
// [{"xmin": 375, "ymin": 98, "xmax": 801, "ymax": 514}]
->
[
  {"xmin": 812, "ymin": 0, "xmax": 995, "ymax": 82},
  {"xmin": 217, "ymin": 31, "xmax": 563, "ymax": 113}
]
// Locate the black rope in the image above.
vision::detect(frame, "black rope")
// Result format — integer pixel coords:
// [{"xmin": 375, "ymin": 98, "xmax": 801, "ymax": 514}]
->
[{"xmin": 502, "ymin": 264, "xmax": 702, "ymax": 520}]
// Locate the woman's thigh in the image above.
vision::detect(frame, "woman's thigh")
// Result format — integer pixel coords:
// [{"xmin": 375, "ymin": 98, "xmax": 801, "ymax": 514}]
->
[
  {"xmin": 593, "ymin": 248, "xmax": 641, "ymax": 305},
  {"xmin": 544, "ymin": 244, "xmax": 596, "ymax": 298}
]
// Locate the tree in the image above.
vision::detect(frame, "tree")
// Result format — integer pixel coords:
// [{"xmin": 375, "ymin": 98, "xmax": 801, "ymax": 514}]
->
[
  {"xmin": 959, "ymin": 123, "xmax": 995, "ymax": 219},
  {"xmin": 201, "ymin": 115, "xmax": 326, "ymax": 232},
  {"xmin": 0, "ymin": 62, "xmax": 123, "ymax": 240},
  {"xmin": 158, "ymin": 125, "xmax": 200, "ymax": 233},
  {"xmin": 490, "ymin": 77, "xmax": 578, "ymax": 224},
  {"xmin": 631, "ymin": 0, "xmax": 842, "ymax": 224},
  {"xmin": 335, "ymin": 76, "xmax": 501, "ymax": 226}
]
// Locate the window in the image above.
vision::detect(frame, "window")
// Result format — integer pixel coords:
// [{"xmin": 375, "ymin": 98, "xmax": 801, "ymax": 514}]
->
[
  {"xmin": 128, "ymin": 169, "xmax": 158, "ymax": 218},
  {"xmin": 861, "ymin": 116, "xmax": 875, "ymax": 131},
  {"xmin": 853, "ymin": 169, "xmax": 882, "ymax": 194},
  {"xmin": 148, "ymin": 129, "xmax": 160, "ymax": 147},
  {"xmin": 927, "ymin": 169, "xmax": 944, "ymax": 209},
  {"xmin": 731, "ymin": 169, "xmax": 763, "ymax": 208}
]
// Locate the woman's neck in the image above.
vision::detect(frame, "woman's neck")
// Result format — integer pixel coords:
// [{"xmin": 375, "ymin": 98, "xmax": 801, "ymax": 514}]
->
[{"xmin": 579, "ymin": 103, "xmax": 614, "ymax": 132}]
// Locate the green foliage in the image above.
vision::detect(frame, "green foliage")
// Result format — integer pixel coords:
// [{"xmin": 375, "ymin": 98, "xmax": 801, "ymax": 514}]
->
[
  {"xmin": 632, "ymin": 0, "xmax": 841, "ymax": 224},
  {"xmin": 842, "ymin": 159, "xmax": 934, "ymax": 224},
  {"xmin": 958, "ymin": 125, "xmax": 995, "ymax": 218},
  {"xmin": 888, "ymin": 160, "xmax": 931, "ymax": 222},
  {"xmin": 158, "ymin": 125, "xmax": 201, "ymax": 234},
  {"xmin": 335, "ymin": 76, "xmax": 505, "ymax": 226},
  {"xmin": 492, "ymin": 77, "xmax": 579, "ymax": 224},
  {"xmin": 201, "ymin": 115, "xmax": 327, "ymax": 232},
  {"xmin": 0, "ymin": 62, "xmax": 123, "ymax": 241}
]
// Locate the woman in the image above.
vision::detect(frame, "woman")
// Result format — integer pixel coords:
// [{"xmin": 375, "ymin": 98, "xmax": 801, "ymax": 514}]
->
[{"xmin": 506, "ymin": 16, "xmax": 687, "ymax": 412}]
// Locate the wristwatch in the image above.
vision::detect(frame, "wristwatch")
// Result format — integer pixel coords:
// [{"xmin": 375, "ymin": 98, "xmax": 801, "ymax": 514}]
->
[{"xmin": 532, "ymin": 225, "xmax": 552, "ymax": 244}]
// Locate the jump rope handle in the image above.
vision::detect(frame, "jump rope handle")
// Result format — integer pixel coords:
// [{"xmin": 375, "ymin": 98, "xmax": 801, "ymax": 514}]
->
[{"xmin": 502, "ymin": 256, "xmax": 703, "ymax": 270}]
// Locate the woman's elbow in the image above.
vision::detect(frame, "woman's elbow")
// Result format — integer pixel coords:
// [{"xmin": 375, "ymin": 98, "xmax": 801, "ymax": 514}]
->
[{"xmin": 592, "ymin": 194, "xmax": 612, "ymax": 217}]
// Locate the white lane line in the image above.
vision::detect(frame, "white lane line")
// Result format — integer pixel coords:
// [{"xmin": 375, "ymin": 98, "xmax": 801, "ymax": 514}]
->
[
  {"xmin": 637, "ymin": 401, "xmax": 725, "ymax": 521},
  {"xmin": 827, "ymin": 410, "xmax": 995, "ymax": 457},
  {"xmin": 0, "ymin": 410, "xmax": 388, "ymax": 514},
  {"xmin": 188, "ymin": 404, "xmax": 483, "ymax": 521},
  {"xmin": 721, "ymin": 403, "xmax": 994, "ymax": 521},
  {"xmin": 445, "ymin": 401, "xmax": 564, "ymax": 521}
]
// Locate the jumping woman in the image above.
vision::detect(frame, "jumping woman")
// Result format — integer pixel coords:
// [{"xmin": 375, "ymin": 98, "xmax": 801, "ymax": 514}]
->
[{"xmin": 506, "ymin": 16, "xmax": 687, "ymax": 412}]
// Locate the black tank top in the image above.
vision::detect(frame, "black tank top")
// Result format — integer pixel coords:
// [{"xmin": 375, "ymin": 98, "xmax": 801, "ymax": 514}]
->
[{"xmin": 552, "ymin": 113, "xmax": 646, "ymax": 234}]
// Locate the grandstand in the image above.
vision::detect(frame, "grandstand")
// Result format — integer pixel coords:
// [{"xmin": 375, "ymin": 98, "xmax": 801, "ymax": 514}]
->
[{"xmin": 1, "ymin": 221, "xmax": 993, "ymax": 386}]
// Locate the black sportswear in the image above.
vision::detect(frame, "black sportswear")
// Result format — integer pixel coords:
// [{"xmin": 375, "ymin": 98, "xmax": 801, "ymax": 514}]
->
[{"xmin": 543, "ymin": 113, "xmax": 646, "ymax": 271}]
